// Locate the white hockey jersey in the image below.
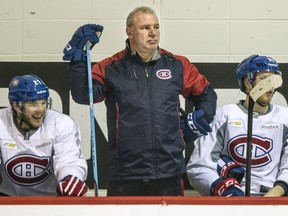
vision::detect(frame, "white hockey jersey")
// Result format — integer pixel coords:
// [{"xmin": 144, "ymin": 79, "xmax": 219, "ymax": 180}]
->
[
  {"xmin": 0, "ymin": 107, "xmax": 87, "ymax": 196},
  {"xmin": 187, "ymin": 102, "xmax": 288, "ymax": 196}
]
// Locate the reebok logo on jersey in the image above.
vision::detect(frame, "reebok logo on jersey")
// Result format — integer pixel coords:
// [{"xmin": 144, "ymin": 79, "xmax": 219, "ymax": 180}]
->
[
  {"xmin": 261, "ymin": 124, "xmax": 280, "ymax": 130},
  {"xmin": 156, "ymin": 69, "xmax": 172, "ymax": 80},
  {"xmin": 228, "ymin": 120, "xmax": 242, "ymax": 127},
  {"xmin": 36, "ymin": 140, "xmax": 52, "ymax": 149}
]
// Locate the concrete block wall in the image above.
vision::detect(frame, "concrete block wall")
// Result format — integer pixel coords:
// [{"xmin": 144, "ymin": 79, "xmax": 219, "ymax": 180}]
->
[{"xmin": 1, "ymin": 0, "xmax": 288, "ymax": 63}]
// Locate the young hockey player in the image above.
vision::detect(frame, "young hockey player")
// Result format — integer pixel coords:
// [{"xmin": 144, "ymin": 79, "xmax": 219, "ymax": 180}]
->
[
  {"xmin": 0, "ymin": 74, "xmax": 88, "ymax": 196},
  {"xmin": 187, "ymin": 54, "xmax": 288, "ymax": 197}
]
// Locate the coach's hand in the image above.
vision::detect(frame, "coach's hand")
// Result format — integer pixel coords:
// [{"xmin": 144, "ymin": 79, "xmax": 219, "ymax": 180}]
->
[
  {"xmin": 180, "ymin": 109, "xmax": 212, "ymax": 143},
  {"xmin": 57, "ymin": 175, "xmax": 89, "ymax": 196},
  {"xmin": 63, "ymin": 24, "xmax": 104, "ymax": 61}
]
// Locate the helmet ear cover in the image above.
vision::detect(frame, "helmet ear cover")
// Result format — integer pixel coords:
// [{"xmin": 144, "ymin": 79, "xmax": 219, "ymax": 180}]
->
[
  {"xmin": 236, "ymin": 54, "xmax": 281, "ymax": 92},
  {"xmin": 8, "ymin": 74, "xmax": 49, "ymax": 105}
]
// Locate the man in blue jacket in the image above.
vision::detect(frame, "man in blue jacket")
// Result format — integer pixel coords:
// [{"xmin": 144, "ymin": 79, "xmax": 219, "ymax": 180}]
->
[{"xmin": 63, "ymin": 6, "xmax": 217, "ymax": 196}]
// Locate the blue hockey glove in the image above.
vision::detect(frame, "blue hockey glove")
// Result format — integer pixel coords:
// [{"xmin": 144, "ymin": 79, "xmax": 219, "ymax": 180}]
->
[
  {"xmin": 217, "ymin": 155, "xmax": 245, "ymax": 183},
  {"xmin": 210, "ymin": 177, "xmax": 244, "ymax": 197},
  {"xmin": 180, "ymin": 109, "xmax": 212, "ymax": 143},
  {"xmin": 63, "ymin": 24, "xmax": 104, "ymax": 61}
]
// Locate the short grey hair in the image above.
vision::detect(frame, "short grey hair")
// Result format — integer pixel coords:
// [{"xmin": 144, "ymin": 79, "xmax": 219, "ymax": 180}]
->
[{"xmin": 126, "ymin": 6, "xmax": 157, "ymax": 27}]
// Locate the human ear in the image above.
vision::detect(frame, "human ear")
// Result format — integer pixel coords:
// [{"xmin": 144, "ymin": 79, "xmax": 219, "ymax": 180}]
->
[
  {"xmin": 126, "ymin": 27, "xmax": 133, "ymax": 38},
  {"xmin": 243, "ymin": 77, "xmax": 253, "ymax": 93},
  {"xmin": 12, "ymin": 101, "xmax": 22, "ymax": 113}
]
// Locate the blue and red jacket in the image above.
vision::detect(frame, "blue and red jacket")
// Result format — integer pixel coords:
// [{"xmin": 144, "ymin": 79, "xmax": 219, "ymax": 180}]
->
[{"xmin": 69, "ymin": 42, "xmax": 217, "ymax": 181}]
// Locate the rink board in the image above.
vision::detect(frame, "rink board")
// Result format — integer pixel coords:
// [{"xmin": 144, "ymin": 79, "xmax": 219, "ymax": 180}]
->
[{"xmin": 0, "ymin": 196, "xmax": 287, "ymax": 215}]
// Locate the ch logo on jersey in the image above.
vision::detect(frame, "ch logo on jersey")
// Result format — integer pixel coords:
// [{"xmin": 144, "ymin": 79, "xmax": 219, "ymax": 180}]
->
[
  {"xmin": 228, "ymin": 135, "xmax": 273, "ymax": 167},
  {"xmin": 5, "ymin": 154, "xmax": 51, "ymax": 186},
  {"xmin": 156, "ymin": 69, "xmax": 172, "ymax": 80}
]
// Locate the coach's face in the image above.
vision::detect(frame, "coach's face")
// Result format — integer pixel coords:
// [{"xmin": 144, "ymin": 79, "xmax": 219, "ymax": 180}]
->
[{"xmin": 126, "ymin": 12, "xmax": 160, "ymax": 62}]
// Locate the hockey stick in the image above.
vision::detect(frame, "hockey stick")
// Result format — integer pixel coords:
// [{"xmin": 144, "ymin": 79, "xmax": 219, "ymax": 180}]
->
[
  {"xmin": 86, "ymin": 41, "xmax": 99, "ymax": 196},
  {"xmin": 245, "ymin": 74, "xmax": 282, "ymax": 196}
]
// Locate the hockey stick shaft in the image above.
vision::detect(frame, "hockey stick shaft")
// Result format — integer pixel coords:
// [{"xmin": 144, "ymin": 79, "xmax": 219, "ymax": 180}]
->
[
  {"xmin": 86, "ymin": 41, "xmax": 99, "ymax": 196},
  {"xmin": 245, "ymin": 96, "xmax": 254, "ymax": 196},
  {"xmin": 245, "ymin": 74, "xmax": 282, "ymax": 196}
]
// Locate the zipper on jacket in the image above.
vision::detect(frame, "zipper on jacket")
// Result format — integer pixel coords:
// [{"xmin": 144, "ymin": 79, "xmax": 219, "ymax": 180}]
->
[
  {"xmin": 145, "ymin": 66, "xmax": 157, "ymax": 177},
  {"xmin": 133, "ymin": 70, "xmax": 137, "ymax": 79},
  {"xmin": 145, "ymin": 68, "xmax": 149, "ymax": 78},
  {"xmin": 115, "ymin": 102, "xmax": 119, "ymax": 158},
  {"xmin": 132, "ymin": 65, "xmax": 140, "ymax": 89}
]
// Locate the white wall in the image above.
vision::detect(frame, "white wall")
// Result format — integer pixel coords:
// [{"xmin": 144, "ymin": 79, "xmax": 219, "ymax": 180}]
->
[{"xmin": 0, "ymin": 0, "xmax": 288, "ymax": 62}]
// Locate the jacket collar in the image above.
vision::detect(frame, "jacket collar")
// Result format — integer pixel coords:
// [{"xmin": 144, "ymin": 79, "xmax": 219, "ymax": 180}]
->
[{"xmin": 125, "ymin": 39, "xmax": 161, "ymax": 63}]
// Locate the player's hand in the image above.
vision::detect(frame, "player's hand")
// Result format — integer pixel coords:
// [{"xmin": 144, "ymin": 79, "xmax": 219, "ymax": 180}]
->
[
  {"xmin": 63, "ymin": 24, "xmax": 104, "ymax": 61},
  {"xmin": 264, "ymin": 185, "xmax": 285, "ymax": 197},
  {"xmin": 217, "ymin": 155, "xmax": 245, "ymax": 183},
  {"xmin": 57, "ymin": 175, "xmax": 89, "ymax": 196},
  {"xmin": 180, "ymin": 109, "xmax": 212, "ymax": 143},
  {"xmin": 210, "ymin": 177, "xmax": 244, "ymax": 196}
]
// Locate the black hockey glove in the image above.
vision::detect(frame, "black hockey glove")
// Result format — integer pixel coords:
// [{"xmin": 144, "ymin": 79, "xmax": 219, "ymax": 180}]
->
[
  {"xmin": 217, "ymin": 155, "xmax": 245, "ymax": 183},
  {"xmin": 180, "ymin": 109, "xmax": 212, "ymax": 143},
  {"xmin": 210, "ymin": 177, "xmax": 244, "ymax": 197},
  {"xmin": 57, "ymin": 175, "xmax": 89, "ymax": 196},
  {"xmin": 63, "ymin": 24, "xmax": 104, "ymax": 61}
]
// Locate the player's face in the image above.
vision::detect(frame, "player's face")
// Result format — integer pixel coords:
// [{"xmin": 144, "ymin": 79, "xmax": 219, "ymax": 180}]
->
[
  {"xmin": 18, "ymin": 99, "xmax": 48, "ymax": 130},
  {"xmin": 254, "ymin": 72, "xmax": 275, "ymax": 106},
  {"xmin": 127, "ymin": 12, "xmax": 160, "ymax": 60}
]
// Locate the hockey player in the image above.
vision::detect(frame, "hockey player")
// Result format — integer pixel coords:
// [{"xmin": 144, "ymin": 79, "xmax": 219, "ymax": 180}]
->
[
  {"xmin": 187, "ymin": 54, "xmax": 288, "ymax": 197},
  {"xmin": 0, "ymin": 74, "xmax": 88, "ymax": 196}
]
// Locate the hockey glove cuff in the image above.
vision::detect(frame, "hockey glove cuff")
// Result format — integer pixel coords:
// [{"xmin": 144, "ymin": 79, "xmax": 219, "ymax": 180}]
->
[
  {"xmin": 210, "ymin": 177, "xmax": 244, "ymax": 197},
  {"xmin": 217, "ymin": 155, "xmax": 245, "ymax": 183}
]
